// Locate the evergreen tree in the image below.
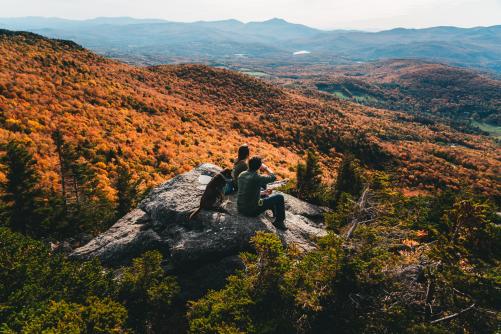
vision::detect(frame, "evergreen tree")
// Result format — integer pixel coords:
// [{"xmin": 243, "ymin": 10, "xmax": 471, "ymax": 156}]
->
[
  {"xmin": 51, "ymin": 134, "xmax": 115, "ymax": 235},
  {"xmin": 115, "ymin": 164, "xmax": 141, "ymax": 218},
  {"xmin": 296, "ymin": 162, "xmax": 306, "ymax": 195},
  {"xmin": 52, "ymin": 130, "xmax": 67, "ymax": 212},
  {"xmin": 333, "ymin": 154, "xmax": 364, "ymax": 207},
  {"xmin": 66, "ymin": 155, "xmax": 114, "ymax": 234},
  {"xmin": 61, "ymin": 142, "xmax": 86, "ymax": 207},
  {"xmin": 119, "ymin": 251, "xmax": 179, "ymax": 332},
  {"xmin": 38, "ymin": 188, "xmax": 69, "ymax": 238},
  {"xmin": 1, "ymin": 140, "xmax": 42, "ymax": 234},
  {"xmin": 296, "ymin": 150, "xmax": 322, "ymax": 201}
]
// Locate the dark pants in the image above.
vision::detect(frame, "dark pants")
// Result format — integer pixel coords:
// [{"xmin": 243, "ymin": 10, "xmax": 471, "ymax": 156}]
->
[
  {"xmin": 257, "ymin": 194, "xmax": 285, "ymax": 222},
  {"xmin": 224, "ymin": 180, "xmax": 234, "ymax": 195}
]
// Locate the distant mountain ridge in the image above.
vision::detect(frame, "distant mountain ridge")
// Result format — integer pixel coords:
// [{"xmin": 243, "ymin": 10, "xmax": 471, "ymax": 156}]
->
[{"xmin": 1, "ymin": 17, "xmax": 500, "ymax": 72}]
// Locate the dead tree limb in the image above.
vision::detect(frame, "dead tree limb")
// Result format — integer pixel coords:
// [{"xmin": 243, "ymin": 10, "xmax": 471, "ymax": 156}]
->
[
  {"xmin": 424, "ymin": 278, "xmax": 435, "ymax": 320},
  {"xmin": 430, "ymin": 303, "xmax": 476, "ymax": 324},
  {"xmin": 345, "ymin": 186, "xmax": 372, "ymax": 239}
]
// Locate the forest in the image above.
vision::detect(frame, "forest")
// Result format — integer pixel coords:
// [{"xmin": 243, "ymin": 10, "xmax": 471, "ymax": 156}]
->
[
  {"xmin": 265, "ymin": 60, "xmax": 501, "ymax": 126},
  {"xmin": 1, "ymin": 148, "xmax": 499, "ymax": 333},
  {"xmin": 0, "ymin": 30, "xmax": 499, "ymax": 333}
]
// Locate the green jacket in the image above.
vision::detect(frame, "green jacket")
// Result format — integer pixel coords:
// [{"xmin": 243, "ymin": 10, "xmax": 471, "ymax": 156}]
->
[
  {"xmin": 232, "ymin": 160, "xmax": 248, "ymax": 189},
  {"xmin": 237, "ymin": 170, "xmax": 276, "ymax": 215}
]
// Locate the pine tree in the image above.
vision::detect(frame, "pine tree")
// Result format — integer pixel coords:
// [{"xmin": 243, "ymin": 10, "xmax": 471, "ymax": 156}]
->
[
  {"xmin": 333, "ymin": 154, "xmax": 364, "ymax": 207},
  {"xmin": 1, "ymin": 140, "xmax": 42, "ymax": 234},
  {"xmin": 61, "ymin": 142, "xmax": 84, "ymax": 207},
  {"xmin": 115, "ymin": 164, "xmax": 141, "ymax": 218},
  {"xmin": 296, "ymin": 150, "xmax": 322, "ymax": 200},
  {"xmin": 51, "ymin": 133, "xmax": 114, "ymax": 235},
  {"xmin": 39, "ymin": 187, "xmax": 68, "ymax": 237},
  {"xmin": 64, "ymin": 154, "xmax": 114, "ymax": 234},
  {"xmin": 296, "ymin": 161, "xmax": 305, "ymax": 195},
  {"xmin": 52, "ymin": 130, "xmax": 67, "ymax": 212}
]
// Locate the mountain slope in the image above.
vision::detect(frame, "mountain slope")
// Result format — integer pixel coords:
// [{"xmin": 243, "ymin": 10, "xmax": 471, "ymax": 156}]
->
[
  {"xmin": 0, "ymin": 30, "xmax": 301, "ymax": 193},
  {"xmin": 0, "ymin": 30, "xmax": 499, "ymax": 199}
]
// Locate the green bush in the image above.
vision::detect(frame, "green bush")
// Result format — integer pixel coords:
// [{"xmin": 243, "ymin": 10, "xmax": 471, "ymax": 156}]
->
[
  {"xmin": 18, "ymin": 297, "xmax": 127, "ymax": 334},
  {"xmin": 188, "ymin": 186, "xmax": 500, "ymax": 334},
  {"xmin": 0, "ymin": 227, "xmax": 122, "ymax": 332},
  {"xmin": 0, "ymin": 228, "xmax": 179, "ymax": 333},
  {"xmin": 118, "ymin": 251, "xmax": 180, "ymax": 332}
]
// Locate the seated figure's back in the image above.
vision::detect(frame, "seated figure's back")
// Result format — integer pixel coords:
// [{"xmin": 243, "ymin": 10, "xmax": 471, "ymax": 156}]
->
[
  {"xmin": 232, "ymin": 159, "xmax": 248, "ymax": 189},
  {"xmin": 237, "ymin": 170, "xmax": 276, "ymax": 216}
]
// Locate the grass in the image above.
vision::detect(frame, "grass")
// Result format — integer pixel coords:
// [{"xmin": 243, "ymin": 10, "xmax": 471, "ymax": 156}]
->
[
  {"xmin": 237, "ymin": 68, "xmax": 269, "ymax": 78},
  {"xmin": 330, "ymin": 90, "xmax": 379, "ymax": 104},
  {"xmin": 333, "ymin": 91, "xmax": 350, "ymax": 100},
  {"xmin": 473, "ymin": 121, "xmax": 501, "ymax": 139},
  {"xmin": 242, "ymin": 71, "xmax": 269, "ymax": 77}
]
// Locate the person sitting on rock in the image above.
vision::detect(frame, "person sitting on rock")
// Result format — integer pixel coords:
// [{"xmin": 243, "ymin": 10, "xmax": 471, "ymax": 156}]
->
[
  {"xmin": 227, "ymin": 144, "xmax": 250, "ymax": 194},
  {"xmin": 237, "ymin": 156, "xmax": 286, "ymax": 230}
]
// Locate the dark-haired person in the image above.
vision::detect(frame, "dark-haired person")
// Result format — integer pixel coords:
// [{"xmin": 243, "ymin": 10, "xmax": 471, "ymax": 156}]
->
[
  {"xmin": 225, "ymin": 144, "xmax": 250, "ymax": 194},
  {"xmin": 232, "ymin": 144, "xmax": 250, "ymax": 187},
  {"xmin": 237, "ymin": 156, "xmax": 286, "ymax": 229}
]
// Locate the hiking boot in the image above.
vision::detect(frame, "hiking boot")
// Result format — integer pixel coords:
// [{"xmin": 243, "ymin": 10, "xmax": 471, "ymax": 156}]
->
[{"xmin": 272, "ymin": 219, "xmax": 287, "ymax": 230}]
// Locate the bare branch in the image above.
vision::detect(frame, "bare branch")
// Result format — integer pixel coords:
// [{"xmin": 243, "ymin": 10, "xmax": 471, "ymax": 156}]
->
[
  {"xmin": 345, "ymin": 186, "xmax": 371, "ymax": 239},
  {"xmin": 430, "ymin": 303, "xmax": 476, "ymax": 324}
]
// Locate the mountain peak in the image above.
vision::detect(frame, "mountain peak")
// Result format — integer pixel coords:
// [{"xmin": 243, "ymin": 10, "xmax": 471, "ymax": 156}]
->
[
  {"xmin": 217, "ymin": 19, "xmax": 243, "ymax": 24},
  {"xmin": 261, "ymin": 18, "xmax": 289, "ymax": 25}
]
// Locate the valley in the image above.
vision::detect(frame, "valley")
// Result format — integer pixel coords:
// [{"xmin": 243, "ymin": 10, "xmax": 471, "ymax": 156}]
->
[
  {"xmin": 260, "ymin": 59, "xmax": 501, "ymax": 128},
  {"xmin": 0, "ymin": 13, "xmax": 500, "ymax": 333},
  {"xmin": 1, "ymin": 17, "xmax": 501, "ymax": 73}
]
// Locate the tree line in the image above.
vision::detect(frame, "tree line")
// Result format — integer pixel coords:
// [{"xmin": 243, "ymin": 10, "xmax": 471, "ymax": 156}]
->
[
  {"xmin": 0, "ymin": 134, "xmax": 141, "ymax": 240},
  {"xmin": 290, "ymin": 150, "xmax": 365, "ymax": 209}
]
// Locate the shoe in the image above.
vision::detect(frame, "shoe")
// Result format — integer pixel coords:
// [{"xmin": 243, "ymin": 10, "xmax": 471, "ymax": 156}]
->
[{"xmin": 272, "ymin": 219, "xmax": 287, "ymax": 230}]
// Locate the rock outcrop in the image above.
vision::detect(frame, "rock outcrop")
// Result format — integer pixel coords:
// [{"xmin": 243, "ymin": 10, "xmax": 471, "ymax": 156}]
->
[{"xmin": 72, "ymin": 164, "xmax": 328, "ymax": 296}]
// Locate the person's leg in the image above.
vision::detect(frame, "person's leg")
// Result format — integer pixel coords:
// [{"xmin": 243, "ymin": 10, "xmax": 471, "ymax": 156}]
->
[
  {"xmin": 271, "ymin": 194, "xmax": 285, "ymax": 222},
  {"xmin": 261, "ymin": 194, "xmax": 286, "ymax": 228},
  {"xmin": 223, "ymin": 180, "xmax": 234, "ymax": 195}
]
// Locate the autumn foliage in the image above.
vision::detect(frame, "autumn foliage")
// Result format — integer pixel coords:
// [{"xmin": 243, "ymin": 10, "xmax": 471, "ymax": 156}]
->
[{"xmin": 0, "ymin": 30, "xmax": 499, "ymax": 207}]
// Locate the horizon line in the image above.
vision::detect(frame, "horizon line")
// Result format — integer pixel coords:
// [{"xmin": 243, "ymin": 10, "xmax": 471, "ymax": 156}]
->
[{"xmin": 1, "ymin": 15, "xmax": 500, "ymax": 33}]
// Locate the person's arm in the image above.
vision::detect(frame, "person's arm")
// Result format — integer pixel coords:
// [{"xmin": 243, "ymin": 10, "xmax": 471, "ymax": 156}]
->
[{"xmin": 258, "ymin": 164, "xmax": 276, "ymax": 186}]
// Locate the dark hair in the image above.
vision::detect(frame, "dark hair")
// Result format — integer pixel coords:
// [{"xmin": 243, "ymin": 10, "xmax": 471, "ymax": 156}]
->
[
  {"xmin": 248, "ymin": 156, "xmax": 262, "ymax": 172},
  {"xmin": 237, "ymin": 144, "xmax": 250, "ymax": 162}
]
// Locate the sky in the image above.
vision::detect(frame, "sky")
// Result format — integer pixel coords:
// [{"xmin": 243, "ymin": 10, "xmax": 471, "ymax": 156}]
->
[{"xmin": 1, "ymin": 0, "xmax": 500, "ymax": 30}]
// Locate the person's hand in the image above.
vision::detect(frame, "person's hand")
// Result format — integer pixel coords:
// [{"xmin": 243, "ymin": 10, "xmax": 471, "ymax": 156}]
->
[{"xmin": 260, "ymin": 189, "xmax": 272, "ymax": 196}]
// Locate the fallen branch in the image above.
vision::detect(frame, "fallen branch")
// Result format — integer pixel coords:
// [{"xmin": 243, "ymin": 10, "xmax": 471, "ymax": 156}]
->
[{"xmin": 430, "ymin": 303, "xmax": 476, "ymax": 324}]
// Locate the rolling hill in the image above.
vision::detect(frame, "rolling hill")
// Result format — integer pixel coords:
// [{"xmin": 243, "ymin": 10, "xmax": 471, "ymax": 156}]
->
[
  {"xmin": 1, "ymin": 17, "xmax": 500, "ymax": 72},
  {"xmin": 270, "ymin": 60, "xmax": 501, "ymax": 126},
  {"xmin": 0, "ymin": 29, "xmax": 499, "ymax": 202}
]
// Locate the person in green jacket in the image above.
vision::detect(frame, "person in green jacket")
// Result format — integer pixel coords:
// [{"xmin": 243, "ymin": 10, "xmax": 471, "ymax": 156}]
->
[{"xmin": 237, "ymin": 156, "xmax": 286, "ymax": 230}]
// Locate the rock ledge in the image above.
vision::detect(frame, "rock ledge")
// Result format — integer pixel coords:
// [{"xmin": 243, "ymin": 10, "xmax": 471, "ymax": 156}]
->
[{"xmin": 72, "ymin": 164, "xmax": 328, "ymax": 270}]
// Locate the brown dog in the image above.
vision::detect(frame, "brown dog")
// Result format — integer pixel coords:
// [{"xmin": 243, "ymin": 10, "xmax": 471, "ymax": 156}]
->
[{"xmin": 189, "ymin": 168, "xmax": 232, "ymax": 220}]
